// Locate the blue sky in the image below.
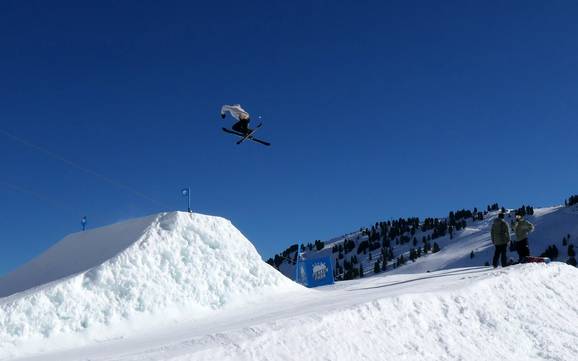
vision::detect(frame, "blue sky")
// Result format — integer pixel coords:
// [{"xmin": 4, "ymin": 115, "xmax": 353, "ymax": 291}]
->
[{"xmin": 1, "ymin": 1, "xmax": 577, "ymax": 276}]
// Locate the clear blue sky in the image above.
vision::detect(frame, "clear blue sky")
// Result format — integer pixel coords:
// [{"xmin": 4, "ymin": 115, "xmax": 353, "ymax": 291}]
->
[{"xmin": 1, "ymin": 1, "xmax": 577, "ymax": 276}]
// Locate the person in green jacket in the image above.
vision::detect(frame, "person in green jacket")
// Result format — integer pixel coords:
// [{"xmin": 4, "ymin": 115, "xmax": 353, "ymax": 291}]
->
[
  {"xmin": 513, "ymin": 215, "xmax": 534, "ymax": 262},
  {"xmin": 491, "ymin": 212, "xmax": 511, "ymax": 268}
]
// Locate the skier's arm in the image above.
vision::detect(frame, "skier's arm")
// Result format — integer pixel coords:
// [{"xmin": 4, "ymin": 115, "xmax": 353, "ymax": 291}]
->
[{"xmin": 220, "ymin": 105, "xmax": 232, "ymax": 118}]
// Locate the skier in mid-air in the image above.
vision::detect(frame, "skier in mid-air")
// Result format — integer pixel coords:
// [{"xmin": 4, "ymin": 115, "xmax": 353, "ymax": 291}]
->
[
  {"xmin": 221, "ymin": 104, "xmax": 252, "ymax": 136},
  {"xmin": 220, "ymin": 104, "xmax": 270, "ymax": 146}
]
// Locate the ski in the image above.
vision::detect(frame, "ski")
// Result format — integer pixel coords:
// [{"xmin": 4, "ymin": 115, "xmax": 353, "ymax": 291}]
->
[
  {"xmin": 222, "ymin": 127, "xmax": 271, "ymax": 146},
  {"xmin": 523, "ymin": 256, "xmax": 551, "ymax": 264}
]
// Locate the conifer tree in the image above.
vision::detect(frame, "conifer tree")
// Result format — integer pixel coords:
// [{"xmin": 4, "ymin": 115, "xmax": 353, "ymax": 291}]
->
[
  {"xmin": 566, "ymin": 243, "xmax": 576, "ymax": 267},
  {"xmin": 374, "ymin": 260, "xmax": 381, "ymax": 274}
]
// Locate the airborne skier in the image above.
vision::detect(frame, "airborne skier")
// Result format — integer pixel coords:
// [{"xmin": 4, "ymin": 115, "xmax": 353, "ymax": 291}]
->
[
  {"xmin": 221, "ymin": 104, "xmax": 252, "ymax": 135},
  {"xmin": 220, "ymin": 104, "xmax": 270, "ymax": 146}
]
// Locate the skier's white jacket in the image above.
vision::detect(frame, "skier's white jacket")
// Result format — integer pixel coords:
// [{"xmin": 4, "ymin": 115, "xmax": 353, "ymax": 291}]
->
[{"xmin": 221, "ymin": 104, "xmax": 250, "ymax": 121}]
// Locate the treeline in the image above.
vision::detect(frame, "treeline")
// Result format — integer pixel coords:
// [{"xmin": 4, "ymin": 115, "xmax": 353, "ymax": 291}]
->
[
  {"xmin": 334, "ymin": 256, "xmax": 363, "ymax": 280},
  {"xmin": 271, "ymin": 197, "xmax": 578, "ymax": 279},
  {"xmin": 514, "ymin": 205, "xmax": 534, "ymax": 217},
  {"xmin": 267, "ymin": 243, "xmax": 298, "ymax": 268},
  {"xmin": 565, "ymin": 195, "xmax": 578, "ymax": 207},
  {"xmin": 267, "ymin": 201, "xmax": 506, "ymax": 279},
  {"xmin": 540, "ymin": 232, "xmax": 577, "ymax": 267},
  {"xmin": 267, "ymin": 194, "xmax": 578, "ymax": 279}
]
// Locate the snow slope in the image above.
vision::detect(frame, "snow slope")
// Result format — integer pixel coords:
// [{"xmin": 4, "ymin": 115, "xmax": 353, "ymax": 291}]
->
[
  {"xmin": 0, "ymin": 215, "xmax": 160, "ymax": 297},
  {"xmin": 394, "ymin": 205, "xmax": 578, "ymax": 274},
  {"xmin": 0, "ymin": 212, "xmax": 301, "ymax": 357},
  {"xmin": 278, "ymin": 205, "xmax": 578, "ymax": 278},
  {"xmin": 8, "ymin": 263, "xmax": 578, "ymax": 361},
  {"xmin": 1, "ymin": 207, "xmax": 577, "ymax": 361}
]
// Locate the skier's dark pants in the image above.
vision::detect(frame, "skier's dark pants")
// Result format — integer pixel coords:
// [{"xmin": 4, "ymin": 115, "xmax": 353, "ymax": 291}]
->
[
  {"xmin": 232, "ymin": 119, "xmax": 250, "ymax": 135},
  {"xmin": 515, "ymin": 238, "xmax": 530, "ymax": 262},
  {"xmin": 493, "ymin": 244, "xmax": 508, "ymax": 268}
]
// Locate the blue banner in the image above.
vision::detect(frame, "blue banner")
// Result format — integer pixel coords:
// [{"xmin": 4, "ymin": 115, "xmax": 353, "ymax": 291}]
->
[{"xmin": 301, "ymin": 256, "xmax": 334, "ymax": 288}]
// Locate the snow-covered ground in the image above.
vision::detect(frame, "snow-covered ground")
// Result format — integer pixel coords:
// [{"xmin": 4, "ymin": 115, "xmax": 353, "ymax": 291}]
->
[
  {"xmin": 0, "ymin": 212, "xmax": 300, "ymax": 358},
  {"xmin": 1, "ymin": 208, "xmax": 577, "ymax": 361},
  {"xmin": 5, "ymin": 264, "xmax": 578, "ymax": 361}
]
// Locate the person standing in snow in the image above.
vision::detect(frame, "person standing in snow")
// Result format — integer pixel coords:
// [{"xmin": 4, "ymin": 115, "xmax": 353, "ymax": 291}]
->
[
  {"xmin": 513, "ymin": 214, "xmax": 534, "ymax": 262},
  {"xmin": 221, "ymin": 104, "xmax": 252, "ymax": 135},
  {"xmin": 491, "ymin": 212, "xmax": 511, "ymax": 268}
]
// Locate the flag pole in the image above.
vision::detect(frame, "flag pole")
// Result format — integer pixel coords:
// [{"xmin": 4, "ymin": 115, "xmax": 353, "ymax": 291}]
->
[
  {"xmin": 295, "ymin": 241, "xmax": 302, "ymax": 284},
  {"xmin": 181, "ymin": 187, "xmax": 192, "ymax": 213}
]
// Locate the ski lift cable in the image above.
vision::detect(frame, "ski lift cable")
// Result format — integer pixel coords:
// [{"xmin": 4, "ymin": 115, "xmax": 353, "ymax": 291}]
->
[
  {"xmin": 0, "ymin": 128, "xmax": 166, "ymax": 207},
  {"xmin": 0, "ymin": 180, "xmax": 77, "ymax": 212}
]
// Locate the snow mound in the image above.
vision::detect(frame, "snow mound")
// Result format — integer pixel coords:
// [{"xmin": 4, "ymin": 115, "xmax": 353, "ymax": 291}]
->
[
  {"xmin": 0, "ymin": 212, "xmax": 299, "ymax": 351},
  {"xmin": 191, "ymin": 263, "xmax": 578, "ymax": 361},
  {"xmin": 0, "ymin": 214, "xmax": 161, "ymax": 297}
]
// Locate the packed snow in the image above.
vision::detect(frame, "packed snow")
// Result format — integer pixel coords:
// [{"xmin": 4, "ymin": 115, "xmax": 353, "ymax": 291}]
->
[
  {"xmin": 0, "ymin": 212, "xmax": 301, "ymax": 358},
  {"xmin": 5, "ymin": 264, "xmax": 578, "ymax": 361},
  {"xmin": 1, "ymin": 207, "xmax": 577, "ymax": 361}
]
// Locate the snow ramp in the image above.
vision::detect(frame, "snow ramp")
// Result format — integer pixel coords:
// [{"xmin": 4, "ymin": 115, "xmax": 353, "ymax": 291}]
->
[{"xmin": 0, "ymin": 212, "xmax": 300, "ymax": 354}]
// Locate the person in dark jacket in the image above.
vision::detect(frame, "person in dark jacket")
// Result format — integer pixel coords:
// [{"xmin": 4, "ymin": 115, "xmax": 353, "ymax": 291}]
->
[{"xmin": 491, "ymin": 212, "xmax": 511, "ymax": 268}]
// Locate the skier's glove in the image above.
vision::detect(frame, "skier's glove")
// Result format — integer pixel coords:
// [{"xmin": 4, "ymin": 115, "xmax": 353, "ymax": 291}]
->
[{"xmin": 221, "ymin": 113, "xmax": 226, "ymax": 119}]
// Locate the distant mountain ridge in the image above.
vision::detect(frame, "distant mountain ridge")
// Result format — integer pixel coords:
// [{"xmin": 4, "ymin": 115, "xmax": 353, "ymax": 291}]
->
[{"xmin": 268, "ymin": 196, "xmax": 578, "ymax": 281}]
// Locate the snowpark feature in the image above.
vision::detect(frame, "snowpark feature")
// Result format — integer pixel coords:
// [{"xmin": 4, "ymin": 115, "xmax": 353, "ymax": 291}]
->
[
  {"xmin": 0, "ymin": 212, "xmax": 302, "ymax": 358},
  {"xmin": 1, "ymin": 209, "xmax": 578, "ymax": 361}
]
